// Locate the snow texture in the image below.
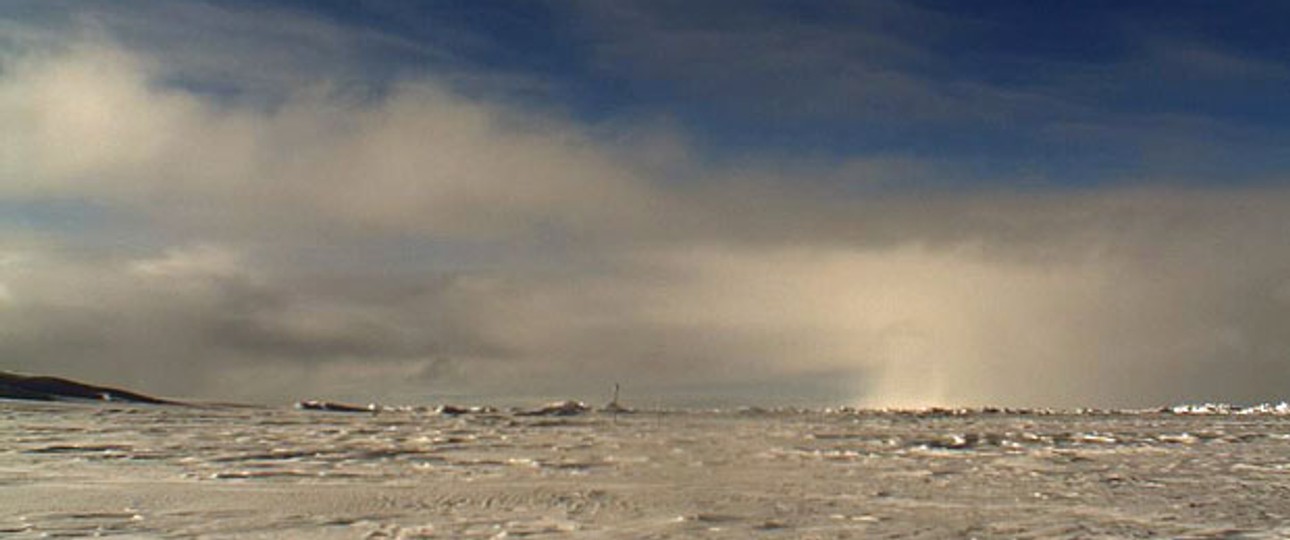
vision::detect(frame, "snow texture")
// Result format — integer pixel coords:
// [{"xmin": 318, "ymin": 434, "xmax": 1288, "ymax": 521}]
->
[{"xmin": 5, "ymin": 401, "xmax": 1290, "ymax": 538}]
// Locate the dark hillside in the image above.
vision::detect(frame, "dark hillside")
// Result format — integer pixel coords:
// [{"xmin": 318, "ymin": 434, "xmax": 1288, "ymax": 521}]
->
[{"xmin": 0, "ymin": 371, "xmax": 175, "ymax": 404}]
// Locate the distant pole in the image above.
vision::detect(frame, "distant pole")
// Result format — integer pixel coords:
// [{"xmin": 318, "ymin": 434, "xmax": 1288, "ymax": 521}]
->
[{"xmin": 611, "ymin": 382, "xmax": 620, "ymax": 424}]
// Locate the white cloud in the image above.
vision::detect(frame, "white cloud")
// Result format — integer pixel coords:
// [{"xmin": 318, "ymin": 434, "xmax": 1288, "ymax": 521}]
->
[
  {"xmin": 1, "ymin": 40, "xmax": 669, "ymax": 242},
  {"xmin": 130, "ymin": 245, "xmax": 243, "ymax": 279},
  {"xmin": 3, "ymin": 31, "xmax": 1290, "ymax": 408}
]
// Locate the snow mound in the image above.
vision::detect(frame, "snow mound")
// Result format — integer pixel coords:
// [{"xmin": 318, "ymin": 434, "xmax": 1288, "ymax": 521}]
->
[{"xmin": 1170, "ymin": 402, "xmax": 1290, "ymax": 415}]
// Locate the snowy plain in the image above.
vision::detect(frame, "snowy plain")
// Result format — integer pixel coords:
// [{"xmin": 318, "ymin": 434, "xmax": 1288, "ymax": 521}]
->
[{"xmin": 5, "ymin": 401, "xmax": 1290, "ymax": 538}]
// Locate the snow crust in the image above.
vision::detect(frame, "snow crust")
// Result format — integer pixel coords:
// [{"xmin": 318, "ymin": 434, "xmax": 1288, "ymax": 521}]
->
[
  {"xmin": 1170, "ymin": 402, "xmax": 1290, "ymax": 415},
  {"xmin": 6, "ymin": 401, "xmax": 1290, "ymax": 538}
]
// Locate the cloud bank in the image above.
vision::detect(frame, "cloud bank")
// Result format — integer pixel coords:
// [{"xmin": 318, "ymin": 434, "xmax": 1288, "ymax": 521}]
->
[{"xmin": 2, "ymin": 17, "xmax": 1290, "ymax": 407}]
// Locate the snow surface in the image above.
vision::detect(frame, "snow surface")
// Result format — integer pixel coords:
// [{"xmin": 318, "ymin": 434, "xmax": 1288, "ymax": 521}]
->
[{"xmin": 5, "ymin": 401, "xmax": 1290, "ymax": 538}]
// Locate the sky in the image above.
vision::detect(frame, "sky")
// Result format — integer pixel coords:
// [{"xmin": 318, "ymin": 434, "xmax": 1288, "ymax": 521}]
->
[{"xmin": 2, "ymin": 1, "xmax": 1289, "ymax": 408}]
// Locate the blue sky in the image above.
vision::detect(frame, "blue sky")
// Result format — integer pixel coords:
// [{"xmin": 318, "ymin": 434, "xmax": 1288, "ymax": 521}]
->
[
  {"xmin": 15, "ymin": 0, "xmax": 1288, "ymax": 185},
  {"xmin": 2, "ymin": 1, "xmax": 1290, "ymax": 407},
  {"xmin": 187, "ymin": 0, "xmax": 1290, "ymax": 185}
]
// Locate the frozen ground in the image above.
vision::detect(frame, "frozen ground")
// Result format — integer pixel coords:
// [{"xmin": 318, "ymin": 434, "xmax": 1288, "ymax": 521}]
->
[{"xmin": 5, "ymin": 401, "xmax": 1290, "ymax": 539}]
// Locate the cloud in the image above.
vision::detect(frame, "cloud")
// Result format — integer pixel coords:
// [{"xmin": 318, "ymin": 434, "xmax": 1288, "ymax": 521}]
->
[
  {"xmin": 2, "ymin": 22, "xmax": 1290, "ymax": 408},
  {"xmin": 565, "ymin": 0, "xmax": 966, "ymax": 123},
  {"xmin": 0, "ymin": 37, "xmax": 668, "ymax": 239},
  {"xmin": 0, "ymin": 1, "xmax": 460, "ymax": 96}
]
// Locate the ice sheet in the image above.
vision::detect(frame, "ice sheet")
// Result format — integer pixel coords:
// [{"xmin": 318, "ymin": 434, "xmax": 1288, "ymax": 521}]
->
[{"xmin": 5, "ymin": 401, "xmax": 1290, "ymax": 538}]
